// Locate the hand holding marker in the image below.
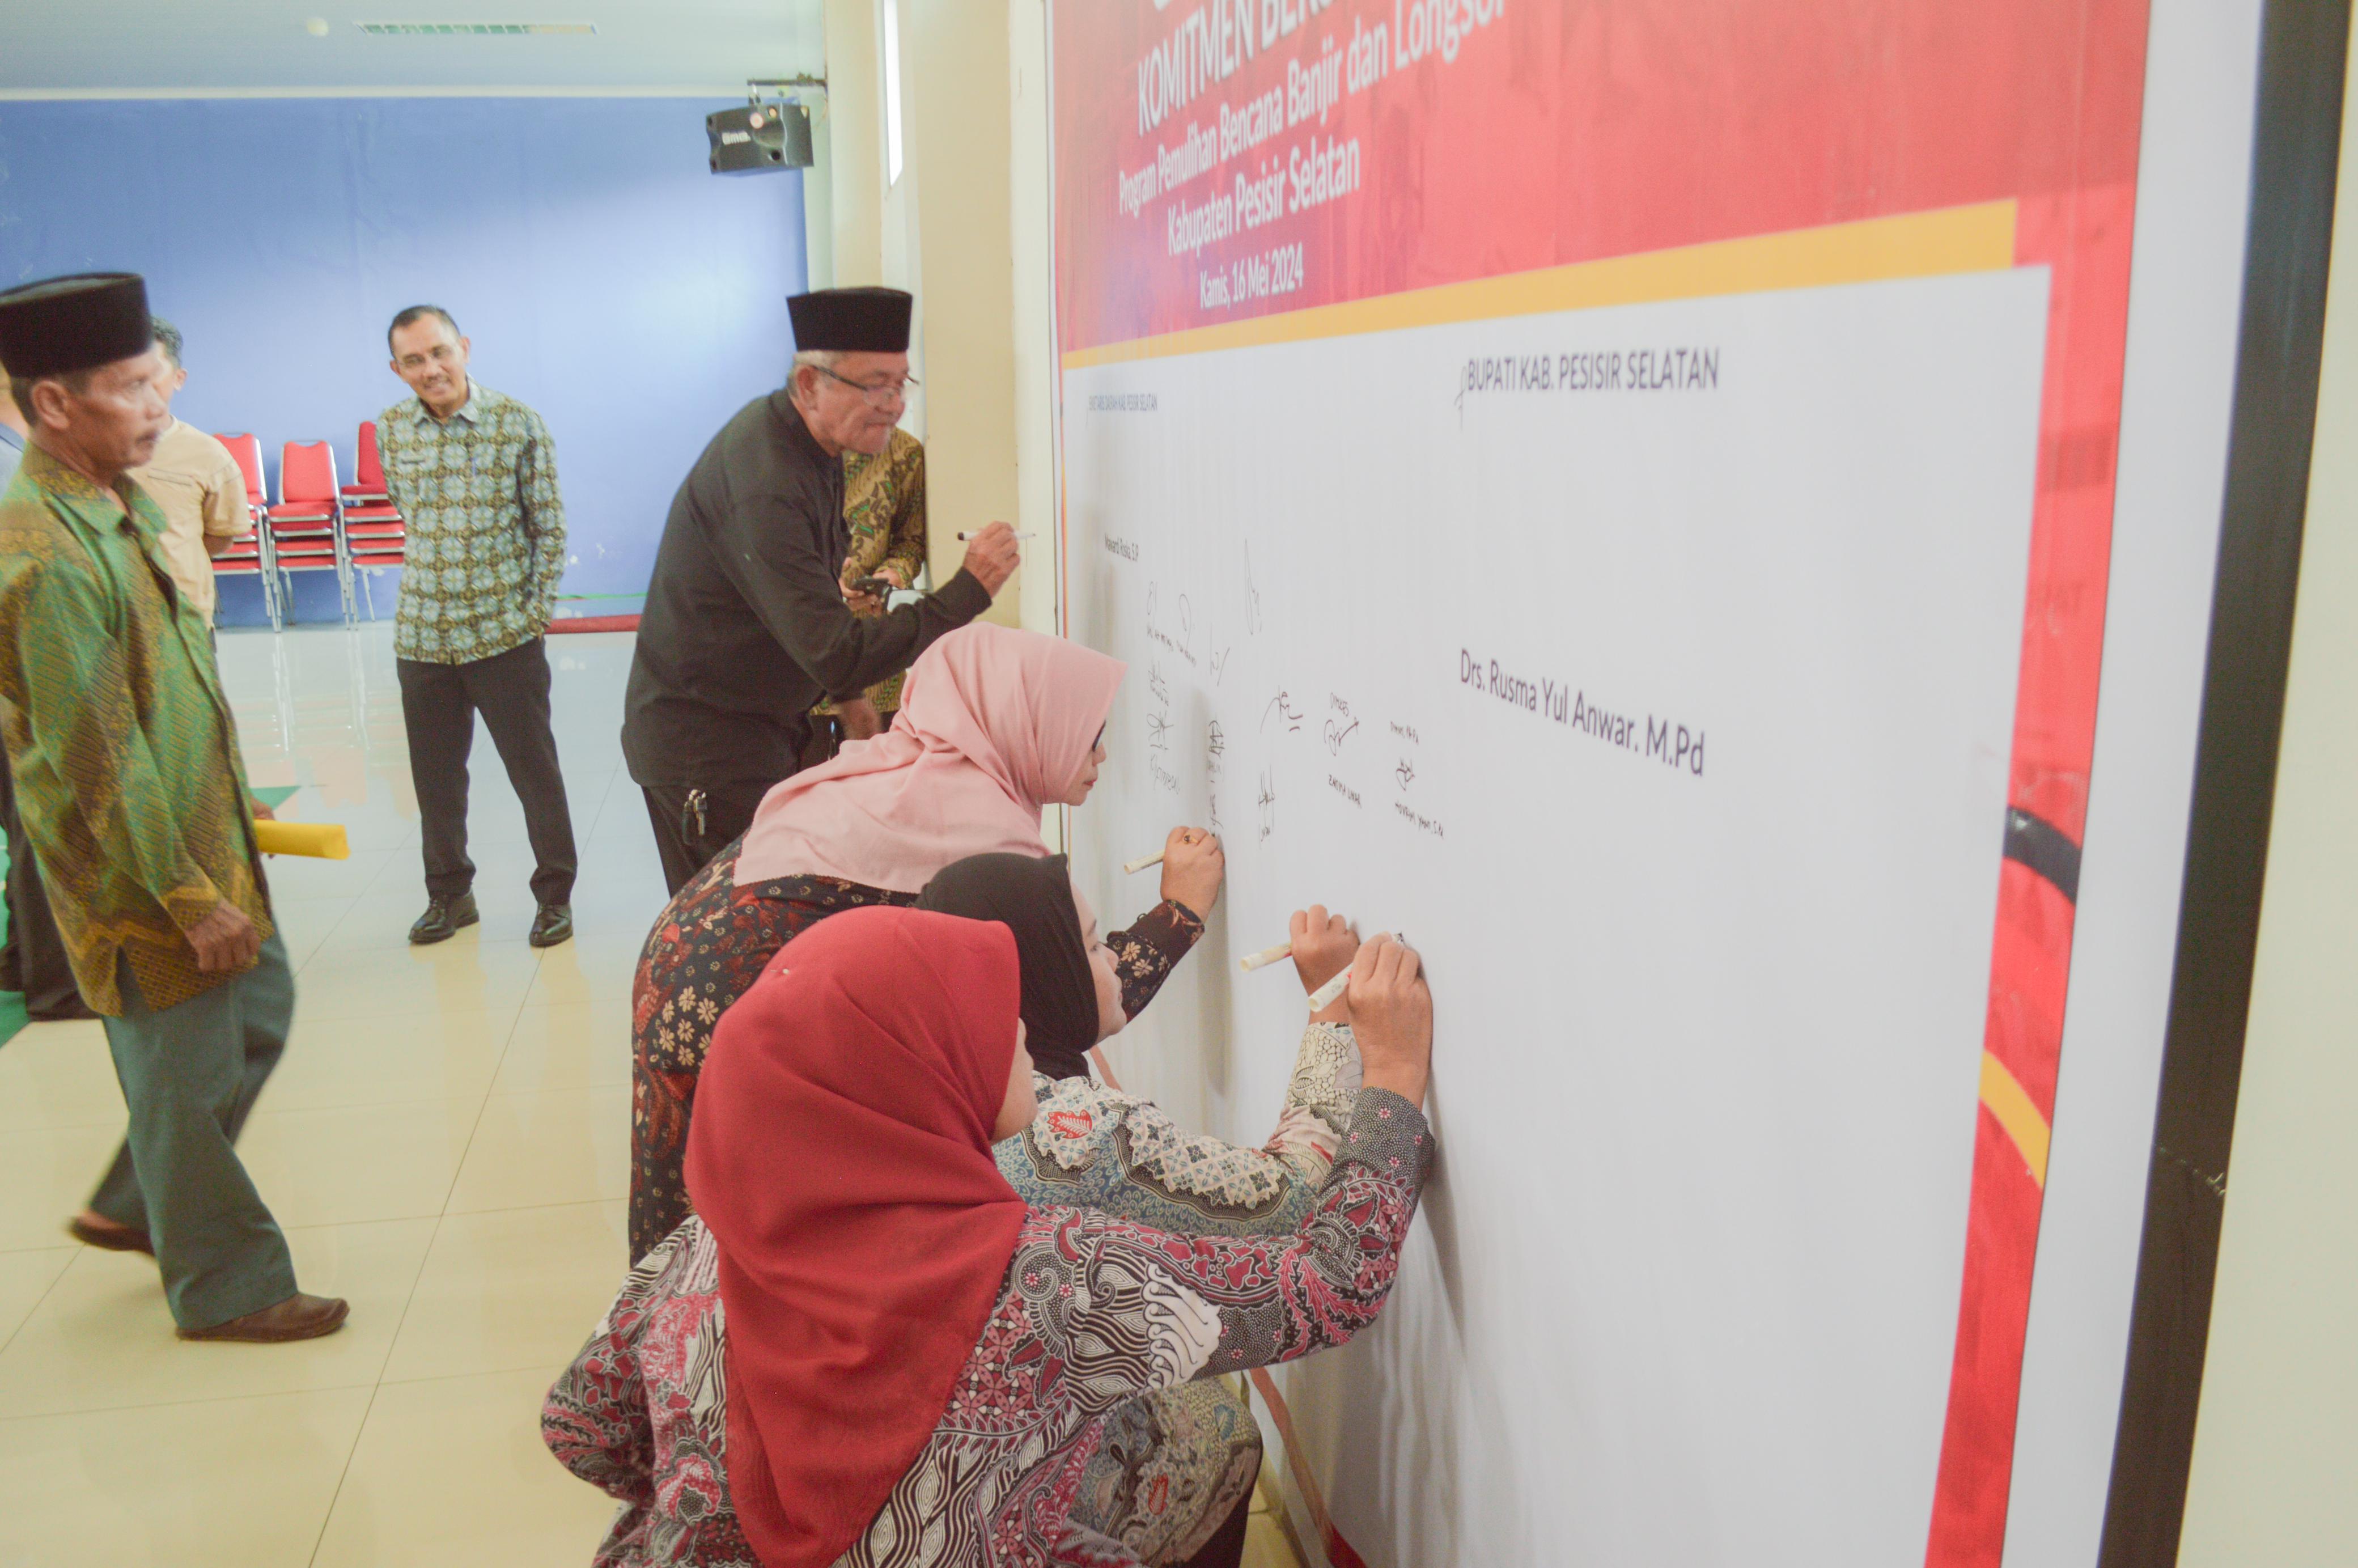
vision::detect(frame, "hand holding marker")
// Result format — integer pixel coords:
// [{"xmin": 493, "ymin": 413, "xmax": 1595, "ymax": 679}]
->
[
  {"xmin": 1127, "ymin": 828, "xmax": 1227, "ymax": 917},
  {"xmin": 1309, "ymin": 948, "xmax": 1404, "ymax": 1011},
  {"xmin": 955, "ymin": 523, "xmax": 1025, "ymax": 596},
  {"xmin": 1262, "ymin": 905, "xmax": 1405, "ymax": 1010},
  {"xmin": 1122, "ymin": 850, "xmax": 1406, "ymax": 1007}
]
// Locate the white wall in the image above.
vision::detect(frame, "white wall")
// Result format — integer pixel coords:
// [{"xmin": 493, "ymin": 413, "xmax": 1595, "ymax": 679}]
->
[
  {"xmin": 1008, "ymin": 0, "xmax": 1059, "ymax": 638},
  {"xmin": 822, "ymin": 0, "xmax": 1045, "ymax": 632},
  {"xmin": 2176, "ymin": 60, "xmax": 2358, "ymax": 1568}
]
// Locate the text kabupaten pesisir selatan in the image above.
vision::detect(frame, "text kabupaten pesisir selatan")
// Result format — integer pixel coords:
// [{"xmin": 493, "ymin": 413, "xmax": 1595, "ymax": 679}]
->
[
  {"xmin": 1122, "ymin": 0, "xmax": 1505, "ymax": 228},
  {"xmin": 1167, "ymin": 134, "xmax": 1360, "ymax": 256}
]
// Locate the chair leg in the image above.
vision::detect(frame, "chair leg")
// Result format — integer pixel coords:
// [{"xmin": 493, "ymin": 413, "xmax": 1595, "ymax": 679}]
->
[{"xmin": 254, "ymin": 527, "xmax": 282, "ymax": 632}]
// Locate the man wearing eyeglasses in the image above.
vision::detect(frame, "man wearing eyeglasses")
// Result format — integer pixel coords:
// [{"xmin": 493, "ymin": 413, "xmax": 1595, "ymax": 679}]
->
[
  {"xmin": 380, "ymin": 304, "xmax": 578, "ymax": 949},
  {"xmin": 622, "ymin": 287, "xmax": 1020, "ymax": 892}
]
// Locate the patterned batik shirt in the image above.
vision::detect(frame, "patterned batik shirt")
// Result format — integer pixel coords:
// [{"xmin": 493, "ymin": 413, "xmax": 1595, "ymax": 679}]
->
[
  {"xmin": 377, "ymin": 381, "xmax": 566, "ymax": 664},
  {"xmin": 627, "ymin": 838, "xmax": 1207, "ymax": 1261},
  {"xmin": 1006, "ymin": 1022, "xmax": 1359, "ymax": 1241},
  {"xmin": 0, "ymin": 444, "xmax": 272, "ymax": 1015},
  {"xmin": 815, "ymin": 430, "xmax": 928, "ymax": 716},
  {"xmin": 1010, "ymin": 1022, "xmax": 1362, "ymax": 1562},
  {"xmin": 544, "ymin": 1087, "xmax": 1433, "ymax": 1567}
]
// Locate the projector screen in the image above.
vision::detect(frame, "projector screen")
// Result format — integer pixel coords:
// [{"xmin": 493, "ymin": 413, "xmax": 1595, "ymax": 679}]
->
[{"xmin": 1047, "ymin": 2, "xmax": 2320, "ymax": 1563}]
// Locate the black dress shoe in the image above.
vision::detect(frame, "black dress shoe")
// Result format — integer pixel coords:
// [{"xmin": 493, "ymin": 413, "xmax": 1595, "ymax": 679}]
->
[
  {"xmin": 528, "ymin": 902, "xmax": 574, "ymax": 948},
  {"xmin": 67, "ymin": 1213, "xmax": 154, "ymax": 1255},
  {"xmin": 178, "ymin": 1292, "xmax": 350, "ymax": 1344},
  {"xmin": 409, "ymin": 892, "xmax": 480, "ymax": 946}
]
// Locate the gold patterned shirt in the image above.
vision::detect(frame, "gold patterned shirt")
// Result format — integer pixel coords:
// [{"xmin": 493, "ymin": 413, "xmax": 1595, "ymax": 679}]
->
[
  {"xmin": 0, "ymin": 444, "xmax": 272, "ymax": 1015},
  {"xmin": 378, "ymin": 381, "xmax": 567, "ymax": 664},
  {"xmin": 815, "ymin": 429, "xmax": 927, "ymax": 715}
]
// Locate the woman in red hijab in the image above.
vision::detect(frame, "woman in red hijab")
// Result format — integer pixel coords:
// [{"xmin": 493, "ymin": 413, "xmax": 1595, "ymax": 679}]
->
[
  {"xmin": 548, "ymin": 904, "xmax": 1436, "ymax": 1567},
  {"xmin": 627, "ymin": 622, "xmax": 1228, "ymax": 1259}
]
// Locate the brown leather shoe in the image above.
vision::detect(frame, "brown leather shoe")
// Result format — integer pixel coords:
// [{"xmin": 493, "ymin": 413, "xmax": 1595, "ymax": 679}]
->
[
  {"xmin": 177, "ymin": 1292, "xmax": 350, "ymax": 1344},
  {"xmin": 67, "ymin": 1212, "xmax": 154, "ymax": 1256}
]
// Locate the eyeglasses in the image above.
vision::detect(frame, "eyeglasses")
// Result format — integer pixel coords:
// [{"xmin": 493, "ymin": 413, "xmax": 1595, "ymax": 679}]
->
[{"xmin": 811, "ymin": 365, "xmax": 918, "ymax": 408}]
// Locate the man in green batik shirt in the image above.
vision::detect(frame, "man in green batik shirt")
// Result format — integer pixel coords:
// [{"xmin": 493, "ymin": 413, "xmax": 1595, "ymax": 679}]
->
[
  {"xmin": 378, "ymin": 304, "xmax": 576, "ymax": 949},
  {"xmin": 0, "ymin": 272, "xmax": 346, "ymax": 1344},
  {"xmin": 805, "ymin": 427, "xmax": 928, "ymax": 764}
]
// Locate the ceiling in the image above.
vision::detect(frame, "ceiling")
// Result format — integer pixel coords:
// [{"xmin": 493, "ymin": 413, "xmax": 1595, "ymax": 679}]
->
[{"xmin": 0, "ymin": 2, "xmax": 826, "ymax": 94}]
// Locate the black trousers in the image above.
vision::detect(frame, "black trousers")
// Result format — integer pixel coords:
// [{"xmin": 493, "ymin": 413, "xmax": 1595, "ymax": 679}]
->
[
  {"xmin": 642, "ymin": 776, "xmax": 777, "ymax": 897},
  {"xmin": 0, "ymin": 753, "xmax": 83, "ymax": 1016},
  {"xmin": 397, "ymin": 638, "xmax": 577, "ymax": 906}
]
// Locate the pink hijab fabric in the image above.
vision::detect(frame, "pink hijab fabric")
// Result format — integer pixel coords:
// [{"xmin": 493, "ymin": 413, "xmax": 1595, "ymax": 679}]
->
[{"xmin": 733, "ymin": 623, "xmax": 1125, "ymax": 892}]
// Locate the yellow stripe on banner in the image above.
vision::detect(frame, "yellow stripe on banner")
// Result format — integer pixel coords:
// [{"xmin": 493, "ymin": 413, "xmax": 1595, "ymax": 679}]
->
[
  {"xmin": 1062, "ymin": 199, "xmax": 2017, "ymax": 368},
  {"xmin": 1979, "ymin": 1050, "xmax": 2051, "ymax": 1188}
]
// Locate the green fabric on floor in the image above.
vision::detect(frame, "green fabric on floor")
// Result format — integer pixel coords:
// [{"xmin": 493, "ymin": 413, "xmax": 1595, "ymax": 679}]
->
[{"xmin": 0, "ymin": 829, "xmax": 20, "ymax": 1049}]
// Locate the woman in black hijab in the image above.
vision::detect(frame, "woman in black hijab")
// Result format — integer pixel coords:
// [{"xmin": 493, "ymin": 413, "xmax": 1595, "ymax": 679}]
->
[{"xmin": 914, "ymin": 851, "xmax": 1121, "ymax": 1081}]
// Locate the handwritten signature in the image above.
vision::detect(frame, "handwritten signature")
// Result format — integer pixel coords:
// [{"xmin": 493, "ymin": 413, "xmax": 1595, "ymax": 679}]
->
[{"xmin": 1263, "ymin": 692, "xmax": 1304, "ymax": 733}]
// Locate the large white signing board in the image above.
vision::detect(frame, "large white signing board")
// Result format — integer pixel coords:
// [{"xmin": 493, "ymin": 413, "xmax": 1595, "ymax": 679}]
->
[{"xmin": 1067, "ymin": 269, "xmax": 2050, "ymax": 1564}]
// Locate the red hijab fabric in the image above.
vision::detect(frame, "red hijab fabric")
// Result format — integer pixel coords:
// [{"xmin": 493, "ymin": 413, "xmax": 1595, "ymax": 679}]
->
[{"xmin": 685, "ymin": 905, "xmax": 1028, "ymax": 1568}]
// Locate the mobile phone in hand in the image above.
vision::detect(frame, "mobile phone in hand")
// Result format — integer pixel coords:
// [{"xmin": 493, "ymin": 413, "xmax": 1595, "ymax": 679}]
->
[{"xmin": 850, "ymin": 575, "xmax": 894, "ymax": 599}]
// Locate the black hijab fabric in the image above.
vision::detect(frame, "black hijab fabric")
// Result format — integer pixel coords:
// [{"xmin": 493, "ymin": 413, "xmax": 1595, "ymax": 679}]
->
[{"xmin": 916, "ymin": 853, "xmax": 1099, "ymax": 1082}]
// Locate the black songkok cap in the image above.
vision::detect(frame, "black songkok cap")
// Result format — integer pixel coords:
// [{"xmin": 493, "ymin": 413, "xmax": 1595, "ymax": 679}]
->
[
  {"xmin": 0, "ymin": 273, "xmax": 154, "ymax": 379},
  {"xmin": 787, "ymin": 286, "xmax": 913, "ymax": 354}
]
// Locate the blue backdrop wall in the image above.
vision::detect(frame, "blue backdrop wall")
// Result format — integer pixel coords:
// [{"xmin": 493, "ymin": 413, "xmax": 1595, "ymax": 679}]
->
[{"xmin": 0, "ymin": 96, "xmax": 807, "ymax": 625}]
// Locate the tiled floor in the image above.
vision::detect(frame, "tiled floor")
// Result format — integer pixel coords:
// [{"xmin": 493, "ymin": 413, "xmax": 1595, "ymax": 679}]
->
[{"xmin": 0, "ymin": 623, "xmax": 1303, "ymax": 1567}]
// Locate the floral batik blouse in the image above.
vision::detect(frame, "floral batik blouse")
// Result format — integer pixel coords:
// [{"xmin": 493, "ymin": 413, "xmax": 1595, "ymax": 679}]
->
[
  {"xmin": 629, "ymin": 839, "xmax": 1208, "ymax": 1259},
  {"xmin": 544, "ymin": 1078, "xmax": 1431, "ymax": 1567},
  {"xmin": 1007, "ymin": 1020, "xmax": 1361, "ymax": 1562}
]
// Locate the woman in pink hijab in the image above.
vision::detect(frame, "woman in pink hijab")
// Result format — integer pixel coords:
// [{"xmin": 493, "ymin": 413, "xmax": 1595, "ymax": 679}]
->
[{"xmin": 626, "ymin": 622, "xmax": 1227, "ymax": 1259}]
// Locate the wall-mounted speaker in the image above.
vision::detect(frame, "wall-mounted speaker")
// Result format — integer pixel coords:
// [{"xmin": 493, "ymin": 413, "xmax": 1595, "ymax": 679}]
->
[{"xmin": 707, "ymin": 101, "xmax": 813, "ymax": 176}]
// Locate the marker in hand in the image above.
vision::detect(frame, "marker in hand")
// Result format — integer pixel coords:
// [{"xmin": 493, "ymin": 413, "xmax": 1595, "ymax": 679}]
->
[
  {"xmin": 1122, "ymin": 850, "xmax": 1165, "ymax": 874},
  {"xmin": 1304, "ymin": 934, "xmax": 1407, "ymax": 1011},
  {"xmin": 1237, "ymin": 940, "xmax": 1293, "ymax": 973},
  {"xmin": 956, "ymin": 531, "xmax": 1037, "ymax": 541}
]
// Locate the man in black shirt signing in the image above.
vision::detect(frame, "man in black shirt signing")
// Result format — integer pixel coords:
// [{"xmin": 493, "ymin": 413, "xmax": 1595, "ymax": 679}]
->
[{"xmin": 623, "ymin": 287, "xmax": 1019, "ymax": 891}]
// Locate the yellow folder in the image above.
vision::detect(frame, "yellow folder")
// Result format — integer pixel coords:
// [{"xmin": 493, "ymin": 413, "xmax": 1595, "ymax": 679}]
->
[{"xmin": 254, "ymin": 820, "xmax": 350, "ymax": 860}]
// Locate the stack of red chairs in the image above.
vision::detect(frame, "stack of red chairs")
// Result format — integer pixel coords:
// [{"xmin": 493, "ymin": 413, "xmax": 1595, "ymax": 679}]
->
[
  {"xmin": 209, "ymin": 433, "xmax": 283, "ymax": 630},
  {"xmin": 267, "ymin": 440, "xmax": 355, "ymax": 626},
  {"xmin": 338, "ymin": 421, "xmax": 391, "ymax": 509},
  {"xmin": 339, "ymin": 421, "xmax": 408, "ymax": 620}
]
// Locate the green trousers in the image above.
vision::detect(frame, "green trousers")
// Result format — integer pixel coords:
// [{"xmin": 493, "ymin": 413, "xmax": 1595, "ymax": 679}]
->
[{"xmin": 87, "ymin": 932, "xmax": 299, "ymax": 1330}]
